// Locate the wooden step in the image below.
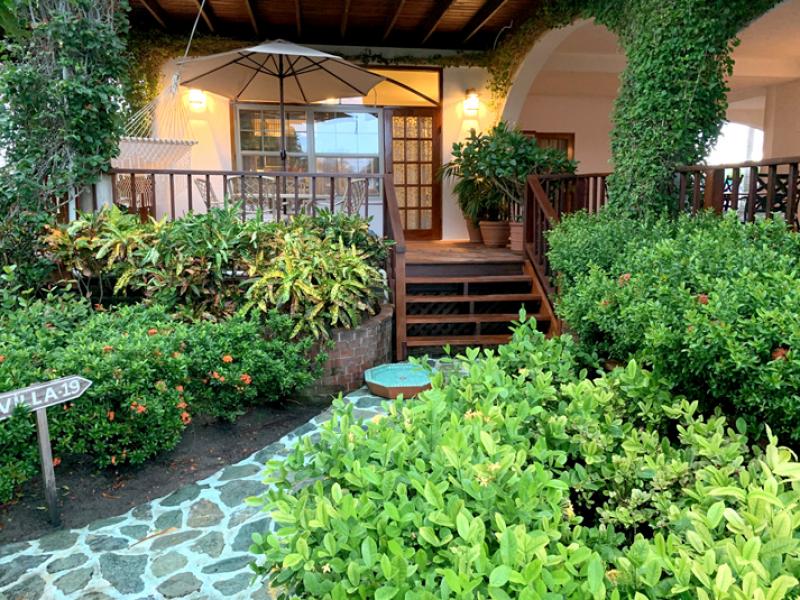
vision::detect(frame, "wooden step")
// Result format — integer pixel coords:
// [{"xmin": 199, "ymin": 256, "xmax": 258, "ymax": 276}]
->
[
  {"xmin": 406, "ymin": 313, "xmax": 534, "ymax": 324},
  {"xmin": 406, "ymin": 293, "xmax": 540, "ymax": 304},
  {"xmin": 406, "ymin": 334, "xmax": 512, "ymax": 347},
  {"xmin": 406, "ymin": 274, "xmax": 532, "ymax": 285}
]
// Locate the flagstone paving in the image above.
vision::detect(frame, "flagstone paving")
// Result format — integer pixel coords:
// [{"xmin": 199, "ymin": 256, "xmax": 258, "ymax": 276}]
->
[{"xmin": 0, "ymin": 388, "xmax": 386, "ymax": 600}]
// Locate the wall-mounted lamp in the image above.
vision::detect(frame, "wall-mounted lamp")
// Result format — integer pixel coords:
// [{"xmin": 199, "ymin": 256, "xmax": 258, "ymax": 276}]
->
[
  {"xmin": 463, "ymin": 88, "xmax": 480, "ymax": 117},
  {"xmin": 187, "ymin": 88, "xmax": 207, "ymax": 112}
]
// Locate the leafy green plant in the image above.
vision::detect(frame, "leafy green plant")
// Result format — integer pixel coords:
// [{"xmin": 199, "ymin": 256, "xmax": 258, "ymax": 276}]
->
[
  {"xmin": 249, "ymin": 318, "xmax": 800, "ymax": 600},
  {"xmin": 185, "ymin": 312, "xmax": 320, "ymax": 421},
  {"xmin": 550, "ymin": 211, "xmax": 800, "ymax": 443},
  {"xmin": 442, "ymin": 122, "xmax": 576, "ymax": 224},
  {"xmin": 245, "ymin": 229, "xmax": 385, "ymax": 338}
]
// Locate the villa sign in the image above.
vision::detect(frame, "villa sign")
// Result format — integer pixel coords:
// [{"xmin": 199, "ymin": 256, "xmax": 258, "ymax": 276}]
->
[
  {"xmin": 0, "ymin": 376, "xmax": 92, "ymax": 526},
  {"xmin": 0, "ymin": 376, "xmax": 92, "ymax": 419}
]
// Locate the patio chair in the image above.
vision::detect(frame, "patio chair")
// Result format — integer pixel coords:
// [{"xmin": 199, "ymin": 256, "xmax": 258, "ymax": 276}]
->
[
  {"xmin": 337, "ymin": 178, "xmax": 369, "ymax": 215},
  {"xmin": 226, "ymin": 175, "xmax": 278, "ymax": 221},
  {"xmin": 193, "ymin": 177, "xmax": 222, "ymax": 210}
]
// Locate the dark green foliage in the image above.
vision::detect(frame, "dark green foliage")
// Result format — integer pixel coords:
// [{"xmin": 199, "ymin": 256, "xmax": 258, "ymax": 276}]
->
[
  {"xmin": 186, "ymin": 312, "xmax": 320, "ymax": 421},
  {"xmin": 442, "ymin": 122, "xmax": 577, "ymax": 224},
  {"xmin": 0, "ymin": 1, "xmax": 130, "ymax": 290},
  {"xmin": 250, "ymin": 319, "xmax": 800, "ymax": 598},
  {"xmin": 550, "ymin": 211, "xmax": 800, "ymax": 442},
  {"xmin": 0, "ymin": 301, "xmax": 320, "ymax": 502},
  {"xmin": 587, "ymin": 0, "xmax": 779, "ymax": 213}
]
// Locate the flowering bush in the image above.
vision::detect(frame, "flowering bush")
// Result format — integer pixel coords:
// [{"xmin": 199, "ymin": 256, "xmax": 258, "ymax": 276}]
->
[
  {"xmin": 549, "ymin": 211, "xmax": 800, "ymax": 442},
  {"xmin": 0, "ymin": 301, "xmax": 321, "ymax": 502},
  {"xmin": 250, "ymin": 319, "xmax": 800, "ymax": 599},
  {"xmin": 186, "ymin": 312, "xmax": 320, "ymax": 421}
]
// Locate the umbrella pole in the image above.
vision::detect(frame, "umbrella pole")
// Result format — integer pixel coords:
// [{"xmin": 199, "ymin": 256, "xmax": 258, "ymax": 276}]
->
[{"xmin": 279, "ymin": 55, "xmax": 287, "ymax": 171}]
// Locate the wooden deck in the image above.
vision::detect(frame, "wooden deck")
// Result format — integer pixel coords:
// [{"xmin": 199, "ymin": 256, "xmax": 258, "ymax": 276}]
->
[{"xmin": 406, "ymin": 241, "xmax": 523, "ymax": 264}]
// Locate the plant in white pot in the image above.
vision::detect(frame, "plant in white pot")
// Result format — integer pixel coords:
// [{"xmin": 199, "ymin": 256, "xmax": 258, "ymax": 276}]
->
[{"xmin": 443, "ymin": 123, "xmax": 577, "ymax": 248}]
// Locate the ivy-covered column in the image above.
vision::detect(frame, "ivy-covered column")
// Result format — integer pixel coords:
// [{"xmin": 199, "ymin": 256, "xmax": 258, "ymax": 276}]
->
[{"xmin": 590, "ymin": 0, "xmax": 777, "ymax": 214}]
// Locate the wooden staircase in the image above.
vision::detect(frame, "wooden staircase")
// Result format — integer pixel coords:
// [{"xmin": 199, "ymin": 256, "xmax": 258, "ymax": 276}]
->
[{"xmin": 395, "ymin": 244, "xmax": 557, "ymax": 357}]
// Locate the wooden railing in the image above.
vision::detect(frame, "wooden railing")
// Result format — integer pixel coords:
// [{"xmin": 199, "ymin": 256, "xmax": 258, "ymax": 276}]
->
[
  {"xmin": 675, "ymin": 156, "xmax": 800, "ymax": 228},
  {"xmin": 81, "ymin": 168, "xmax": 408, "ymax": 360},
  {"xmin": 523, "ymin": 172, "xmax": 610, "ymax": 301}
]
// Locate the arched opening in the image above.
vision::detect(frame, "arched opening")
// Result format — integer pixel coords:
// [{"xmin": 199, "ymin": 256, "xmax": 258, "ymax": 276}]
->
[
  {"xmin": 504, "ymin": 20, "xmax": 621, "ymax": 174},
  {"xmin": 706, "ymin": 122, "xmax": 764, "ymax": 165}
]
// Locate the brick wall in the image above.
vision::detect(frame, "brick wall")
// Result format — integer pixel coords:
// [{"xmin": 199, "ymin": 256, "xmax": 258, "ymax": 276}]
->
[{"xmin": 306, "ymin": 304, "xmax": 394, "ymax": 399}]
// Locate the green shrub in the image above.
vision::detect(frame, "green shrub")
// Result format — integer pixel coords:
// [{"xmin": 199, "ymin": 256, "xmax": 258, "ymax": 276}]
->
[
  {"xmin": 0, "ymin": 300, "xmax": 322, "ymax": 501},
  {"xmin": 44, "ymin": 205, "xmax": 389, "ymax": 333},
  {"xmin": 244, "ymin": 230, "xmax": 384, "ymax": 339},
  {"xmin": 186, "ymin": 312, "xmax": 320, "ymax": 421},
  {"xmin": 250, "ymin": 320, "xmax": 800, "ymax": 599},
  {"xmin": 550, "ymin": 212, "xmax": 800, "ymax": 442}
]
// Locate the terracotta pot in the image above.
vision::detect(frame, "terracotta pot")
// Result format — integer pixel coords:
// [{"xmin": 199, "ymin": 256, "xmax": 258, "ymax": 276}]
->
[
  {"xmin": 478, "ymin": 220, "xmax": 510, "ymax": 248},
  {"xmin": 465, "ymin": 219, "xmax": 483, "ymax": 243},
  {"xmin": 508, "ymin": 221, "xmax": 523, "ymax": 252}
]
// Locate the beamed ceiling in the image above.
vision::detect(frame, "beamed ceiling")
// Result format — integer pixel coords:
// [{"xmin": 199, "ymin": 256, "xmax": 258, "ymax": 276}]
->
[{"xmin": 131, "ymin": 0, "xmax": 543, "ymax": 50}]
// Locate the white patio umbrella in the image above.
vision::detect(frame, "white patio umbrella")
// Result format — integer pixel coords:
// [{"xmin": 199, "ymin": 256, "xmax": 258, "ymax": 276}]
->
[{"xmin": 177, "ymin": 40, "xmax": 385, "ymax": 169}]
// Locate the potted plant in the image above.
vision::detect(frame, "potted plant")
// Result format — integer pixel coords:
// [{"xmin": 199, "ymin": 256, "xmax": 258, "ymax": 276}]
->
[{"xmin": 443, "ymin": 123, "xmax": 578, "ymax": 248}]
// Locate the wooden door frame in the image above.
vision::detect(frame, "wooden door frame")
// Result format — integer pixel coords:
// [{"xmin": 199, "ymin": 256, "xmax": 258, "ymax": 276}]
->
[
  {"xmin": 523, "ymin": 131, "xmax": 575, "ymax": 160},
  {"xmin": 384, "ymin": 106, "xmax": 443, "ymax": 240}
]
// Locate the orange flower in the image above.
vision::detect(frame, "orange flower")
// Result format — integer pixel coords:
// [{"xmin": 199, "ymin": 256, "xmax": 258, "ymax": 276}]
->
[
  {"xmin": 240, "ymin": 374, "xmax": 252, "ymax": 385},
  {"xmin": 697, "ymin": 294, "xmax": 709, "ymax": 305},
  {"xmin": 111, "ymin": 455, "xmax": 117, "ymax": 466},
  {"xmin": 618, "ymin": 273, "xmax": 631, "ymax": 286},
  {"xmin": 107, "ymin": 410, "xmax": 115, "ymax": 422},
  {"xmin": 180, "ymin": 411, "xmax": 192, "ymax": 425},
  {"xmin": 172, "ymin": 352, "xmax": 182, "ymax": 359},
  {"xmin": 175, "ymin": 385, "xmax": 184, "ymax": 393},
  {"xmin": 177, "ymin": 400, "xmax": 188, "ymax": 409},
  {"xmin": 130, "ymin": 401, "xmax": 138, "ymax": 410},
  {"xmin": 222, "ymin": 355, "xmax": 234, "ymax": 363},
  {"xmin": 211, "ymin": 371, "xmax": 220, "ymax": 380},
  {"xmin": 772, "ymin": 347, "xmax": 789, "ymax": 361},
  {"xmin": 53, "ymin": 457, "xmax": 61, "ymax": 467},
  {"xmin": 136, "ymin": 404, "xmax": 147, "ymax": 414},
  {"xmin": 147, "ymin": 328, "xmax": 158, "ymax": 336},
  {"xmin": 219, "ymin": 376, "xmax": 226, "ymax": 383},
  {"xmin": 102, "ymin": 345, "xmax": 114, "ymax": 353},
  {"xmin": 0, "ymin": 355, "xmax": 5, "ymax": 363}
]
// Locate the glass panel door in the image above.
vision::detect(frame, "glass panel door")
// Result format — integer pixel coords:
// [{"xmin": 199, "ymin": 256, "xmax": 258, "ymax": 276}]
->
[{"xmin": 385, "ymin": 108, "xmax": 441, "ymax": 240}]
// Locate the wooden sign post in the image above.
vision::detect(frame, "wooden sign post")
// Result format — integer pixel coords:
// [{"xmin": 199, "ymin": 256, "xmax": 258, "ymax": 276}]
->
[{"xmin": 0, "ymin": 376, "xmax": 92, "ymax": 525}]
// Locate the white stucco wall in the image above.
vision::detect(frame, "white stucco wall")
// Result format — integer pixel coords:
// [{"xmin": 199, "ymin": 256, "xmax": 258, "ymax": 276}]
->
[
  {"xmin": 763, "ymin": 78, "xmax": 800, "ymax": 158},
  {"xmin": 518, "ymin": 95, "xmax": 615, "ymax": 174},
  {"xmin": 440, "ymin": 67, "xmax": 495, "ymax": 239}
]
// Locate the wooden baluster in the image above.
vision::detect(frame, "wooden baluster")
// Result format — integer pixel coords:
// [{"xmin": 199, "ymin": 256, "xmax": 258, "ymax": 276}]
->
[
  {"xmin": 294, "ymin": 175, "xmax": 300, "ymax": 216},
  {"xmin": 704, "ymin": 168, "xmax": 724, "ymax": 214},
  {"xmin": 91, "ymin": 183, "xmax": 98, "ymax": 212},
  {"xmin": 691, "ymin": 172, "xmax": 702, "ymax": 215},
  {"xmin": 130, "ymin": 172, "xmax": 137, "ymax": 216},
  {"xmin": 169, "ymin": 174, "xmax": 176, "ymax": 220},
  {"xmin": 311, "ymin": 176, "xmax": 317, "ymax": 216},
  {"xmin": 746, "ymin": 166, "xmax": 757, "ymax": 222},
  {"xmin": 258, "ymin": 175, "xmax": 264, "ymax": 217},
  {"xmin": 329, "ymin": 177, "xmax": 335, "ymax": 212},
  {"xmin": 678, "ymin": 172, "xmax": 687, "ymax": 213},
  {"xmin": 730, "ymin": 168, "xmax": 741, "ymax": 213},
  {"xmin": 112, "ymin": 174, "xmax": 119, "ymax": 207},
  {"xmin": 789, "ymin": 163, "xmax": 798, "ymax": 230},
  {"xmin": 187, "ymin": 175, "xmax": 193, "ymax": 212},
  {"xmin": 205, "ymin": 174, "xmax": 211, "ymax": 211},
  {"xmin": 222, "ymin": 175, "xmax": 228, "ymax": 210},
  {"xmin": 766, "ymin": 165, "xmax": 777, "ymax": 219}
]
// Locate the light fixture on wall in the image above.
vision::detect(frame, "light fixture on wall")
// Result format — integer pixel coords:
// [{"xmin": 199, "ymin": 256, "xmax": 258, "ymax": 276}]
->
[
  {"xmin": 187, "ymin": 88, "xmax": 207, "ymax": 112},
  {"xmin": 463, "ymin": 88, "xmax": 480, "ymax": 117}
]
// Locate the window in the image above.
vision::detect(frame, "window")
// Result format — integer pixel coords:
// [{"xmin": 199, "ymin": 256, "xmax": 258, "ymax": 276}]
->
[{"xmin": 235, "ymin": 106, "xmax": 381, "ymax": 184}]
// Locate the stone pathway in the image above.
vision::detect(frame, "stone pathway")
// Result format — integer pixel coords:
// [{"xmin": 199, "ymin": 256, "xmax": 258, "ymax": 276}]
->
[{"xmin": 0, "ymin": 388, "xmax": 386, "ymax": 600}]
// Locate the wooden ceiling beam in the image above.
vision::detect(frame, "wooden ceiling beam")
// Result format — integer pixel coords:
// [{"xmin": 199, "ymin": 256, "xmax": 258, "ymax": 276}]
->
[
  {"xmin": 462, "ymin": 0, "xmax": 509, "ymax": 42},
  {"xmin": 193, "ymin": 0, "xmax": 217, "ymax": 33},
  {"xmin": 138, "ymin": 0, "xmax": 168, "ymax": 29},
  {"xmin": 382, "ymin": 0, "xmax": 406, "ymax": 41},
  {"xmin": 243, "ymin": 0, "xmax": 259, "ymax": 35},
  {"xmin": 340, "ymin": 0, "xmax": 352, "ymax": 37},
  {"xmin": 295, "ymin": 0, "xmax": 303, "ymax": 37},
  {"xmin": 420, "ymin": 0, "xmax": 458, "ymax": 45}
]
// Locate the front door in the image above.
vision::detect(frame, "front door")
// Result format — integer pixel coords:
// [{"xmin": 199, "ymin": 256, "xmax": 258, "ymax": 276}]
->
[{"xmin": 385, "ymin": 108, "xmax": 442, "ymax": 240}]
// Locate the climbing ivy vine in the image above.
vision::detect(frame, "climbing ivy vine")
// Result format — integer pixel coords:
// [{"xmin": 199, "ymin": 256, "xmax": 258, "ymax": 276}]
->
[
  {"xmin": 0, "ymin": 0, "xmax": 130, "ymax": 286},
  {"xmin": 589, "ymin": 0, "xmax": 779, "ymax": 213}
]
